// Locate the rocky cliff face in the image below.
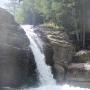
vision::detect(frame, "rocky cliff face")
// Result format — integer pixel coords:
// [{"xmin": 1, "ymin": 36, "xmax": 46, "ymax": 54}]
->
[
  {"xmin": 35, "ymin": 26, "xmax": 90, "ymax": 88},
  {"xmin": 0, "ymin": 8, "xmax": 37, "ymax": 88},
  {"xmin": 1, "ymin": 7, "xmax": 90, "ymax": 88},
  {"xmin": 35, "ymin": 26, "xmax": 74, "ymax": 81}
]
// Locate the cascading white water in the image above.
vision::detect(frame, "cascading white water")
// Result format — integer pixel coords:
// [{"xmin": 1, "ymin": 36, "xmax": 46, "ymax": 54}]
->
[
  {"xmin": 22, "ymin": 25, "xmax": 90, "ymax": 90},
  {"xmin": 21, "ymin": 25, "xmax": 56, "ymax": 85}
]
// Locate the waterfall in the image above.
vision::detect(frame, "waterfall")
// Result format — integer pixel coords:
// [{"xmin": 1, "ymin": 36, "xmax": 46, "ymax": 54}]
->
[
  {"xmin": 21, "ymin": 25, "xmax": 56, "ymax": 85},
  {"xmin": 22, "ymin": 25, "xmax": 89, "ymax": 90}
]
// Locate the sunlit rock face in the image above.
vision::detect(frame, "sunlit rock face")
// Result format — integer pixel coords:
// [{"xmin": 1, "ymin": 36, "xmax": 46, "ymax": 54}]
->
[
  {"xmin": 0, "ymin": 8, "xmax": 37, "ymax": 88},
  {"xmin": 34, "ymin": 26, "xmax": 90, "ymax": 88},
  {"xmin": 35, "ymin": 26, "xmax": 74, "ymax": 82}
]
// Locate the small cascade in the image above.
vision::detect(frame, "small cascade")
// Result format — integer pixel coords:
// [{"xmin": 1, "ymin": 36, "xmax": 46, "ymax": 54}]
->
[{"xmin": 22, "ymin": 25, "xmax": 90, "ymax": 90}]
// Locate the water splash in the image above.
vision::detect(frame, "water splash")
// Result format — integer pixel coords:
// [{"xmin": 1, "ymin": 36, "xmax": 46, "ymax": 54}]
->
[{"xmin": 24, "ymin": 84, "xmax": 90, "ymax": 90}]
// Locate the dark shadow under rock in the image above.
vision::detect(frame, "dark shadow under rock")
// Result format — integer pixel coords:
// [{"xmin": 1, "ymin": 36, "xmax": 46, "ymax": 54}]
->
[{"xmin": 0, "ymin": 8, "xmax": 38, "ymax": 88}]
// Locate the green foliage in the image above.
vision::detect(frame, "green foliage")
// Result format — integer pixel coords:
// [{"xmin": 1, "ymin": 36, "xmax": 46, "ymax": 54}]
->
[
  {"xmin": 41, "ymin": 22, "xmax": 64, "ymax": 30},
  {"xmin": 15, "ymin": 0, "xmax": 76, "ymax": 30},
  {"xmin": 15, "ymin": 6, "xmax": 24, "ymax": 23}
]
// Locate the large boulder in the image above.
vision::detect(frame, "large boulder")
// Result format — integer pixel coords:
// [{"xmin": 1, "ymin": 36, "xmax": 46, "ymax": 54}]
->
[
  {"xmin": 35, "ymin": 26, "xmax": 74, "ymax": 82},
  {"xmin": 66, "ymin": 63, "xmax": 90, "ymax": 88},
  {"xmin": 0, "ymin": 8, "xmax": 37, "ymax": 88},
  {"xmin": 66, "ymin": 50, "xmax": 90, "ymax": 88},
  {"xmin": 34, "ymin": 26, "xmax": 90, "ymax": 88},
  {"xmin": 72, "ymin": 50, "xmax": 90, "ymax": 63},
  {"xmin": 67, "ymin": 63, "xmax": 90, "ymax": 82}
]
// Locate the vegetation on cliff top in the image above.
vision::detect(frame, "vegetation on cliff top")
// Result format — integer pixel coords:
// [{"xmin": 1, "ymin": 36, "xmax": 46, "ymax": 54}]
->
[{"xmin": 7, "ymin": 0, "xmax": 90, "ymax": 50}]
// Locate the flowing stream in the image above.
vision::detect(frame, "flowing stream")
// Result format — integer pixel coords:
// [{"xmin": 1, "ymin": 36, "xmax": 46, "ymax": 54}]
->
[{"xmin": 22, "ymin": 25, "xmax": 90, "ymax": 90}]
